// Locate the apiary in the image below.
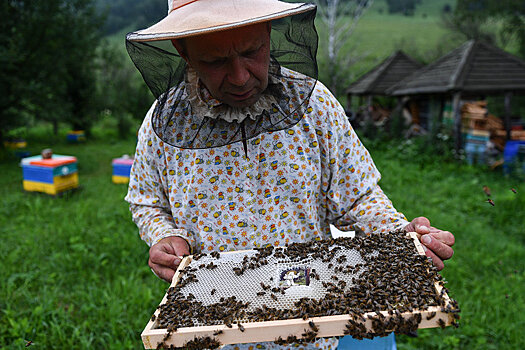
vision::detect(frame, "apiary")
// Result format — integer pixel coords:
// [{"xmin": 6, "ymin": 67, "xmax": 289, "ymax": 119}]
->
[
  {"xmin": 142, "ymin": 232, "xmax": 459, "ymax": 349},
  {"xmin": 112, "ymin": 157, "xmax": 134, "ymax": 184},
  {"xmin": 22, "ymin": 155, "xmax": 78, "ymax": 195}
]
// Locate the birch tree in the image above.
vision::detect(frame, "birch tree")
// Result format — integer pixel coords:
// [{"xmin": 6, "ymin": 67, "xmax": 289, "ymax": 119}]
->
[{"xmin": 315, "ymin": 0, "xmax": 373, "ymax": 96}]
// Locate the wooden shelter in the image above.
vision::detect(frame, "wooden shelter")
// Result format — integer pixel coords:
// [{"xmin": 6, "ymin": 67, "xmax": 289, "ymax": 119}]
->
[
  {"xmin": 345, "ymin": 51, "xmax": 423, "ymax": 125},
  {"xmin": 387, "ymin": 40, "xmax": 525, "ymax": 151}
]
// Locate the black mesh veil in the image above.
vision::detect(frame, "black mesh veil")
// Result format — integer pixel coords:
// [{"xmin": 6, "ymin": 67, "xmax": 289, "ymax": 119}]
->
[{"xmin": 126, "ymin": 7, "xmax": 318, "ymax": 150}]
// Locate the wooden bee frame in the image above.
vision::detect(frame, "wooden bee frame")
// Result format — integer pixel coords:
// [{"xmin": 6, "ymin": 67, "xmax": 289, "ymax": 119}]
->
[{"xmin": 141, "ymin": 232, "xmax": 457, "ymax": 348}]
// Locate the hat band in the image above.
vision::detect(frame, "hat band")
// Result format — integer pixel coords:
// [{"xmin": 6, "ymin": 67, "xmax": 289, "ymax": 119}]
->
[{"xmin": 170, "ymin": 0, "xmax": 199, "ymax": 13}]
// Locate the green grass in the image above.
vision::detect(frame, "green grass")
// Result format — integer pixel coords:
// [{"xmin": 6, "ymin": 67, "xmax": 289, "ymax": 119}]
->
[
  {"xmin": 1, "ymin": 127, "xmax": 524, "ymax": 349},
  {"xmin": 365, "ymin": 138, "xmax": 525, "ymax": 350},
  {"xmin": 0, "ymin": 132, "xmax": 165, "ymax": 349}
]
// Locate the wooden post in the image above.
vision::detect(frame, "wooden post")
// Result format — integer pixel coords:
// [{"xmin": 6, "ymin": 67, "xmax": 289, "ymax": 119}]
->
[
  {"xmin": 366, "ymin": 95, "xmax": 373, "ymax": 123},
  {"xmin": 452, "ymin": 92, "xmax": 462, "ymax": 153},
  {"xmin": 438, "ymin": 96, "xmax": 445, "ymax": 127},
  {"xmin": 504, "ymin": 92, "xmax": 512, "ymax": 141}
]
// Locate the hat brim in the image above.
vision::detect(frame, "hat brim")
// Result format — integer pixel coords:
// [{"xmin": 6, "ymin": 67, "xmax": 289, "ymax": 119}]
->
[{"xmin": 126, "ymin": 0, "xmax": 316, "ymax": 42}]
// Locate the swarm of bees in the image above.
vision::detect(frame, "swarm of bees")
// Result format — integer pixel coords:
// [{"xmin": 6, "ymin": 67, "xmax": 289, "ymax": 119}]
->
[{"xmin": 151, "ymin": 231, "xmax": 460, "ymax": 349}]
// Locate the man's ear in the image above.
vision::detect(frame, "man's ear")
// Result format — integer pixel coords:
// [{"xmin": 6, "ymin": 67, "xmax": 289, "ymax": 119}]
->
[{"xmin": 171, "ymin": 39, "xmax": 189, "ymax": 64}]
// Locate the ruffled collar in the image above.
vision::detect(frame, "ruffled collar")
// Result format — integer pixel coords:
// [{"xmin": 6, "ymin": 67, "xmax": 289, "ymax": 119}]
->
[{"xmin": 184, "ymin": 64, "xmax": 284, "ymax": 123}]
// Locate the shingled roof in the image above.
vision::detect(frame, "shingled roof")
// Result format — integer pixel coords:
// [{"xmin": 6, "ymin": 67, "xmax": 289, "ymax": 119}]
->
[
  {"xmin": 346, "ymin": 51, "xmax": 423, "ymax": 95},
  {"xmin": 388, "ymin": 40, "xmax": 525, "ymax": 96}
]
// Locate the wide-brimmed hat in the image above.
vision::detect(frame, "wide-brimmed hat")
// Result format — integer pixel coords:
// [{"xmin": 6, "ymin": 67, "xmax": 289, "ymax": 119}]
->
[{"xmin": 126, "ymin": 0, "xmax": 316, "ymax": 42}]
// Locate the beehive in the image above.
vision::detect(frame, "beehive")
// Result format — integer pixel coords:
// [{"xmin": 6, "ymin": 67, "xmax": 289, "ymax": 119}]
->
[
  {"xmin": 112, "ymin": 157, "xmax": 134, "ymax": 184},
  {"xmin": 66, "ymin": 130, "xmax": 86, "ymax": 143},
  {"xmin": 22, "ymin": 155, "xmax": 78, "ymax": 195},
  {"xmin": 142, "ymin": 232, "xmax": 459, "ymax": 349}
]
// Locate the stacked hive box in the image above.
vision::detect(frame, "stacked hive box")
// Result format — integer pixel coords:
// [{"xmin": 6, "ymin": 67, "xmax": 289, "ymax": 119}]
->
[
  {"xmin": 112, "ymin": 157, "xmax": 134, "ymax": 184},
  {"xmin": 66, "ymin": 130, "xmax": 86, "ymax": 143},
  {"xmin": 4, "ymin": 138, "xmax": 27, "ymax": 149},
  {"xmin": 4, "ymin": 138, "xmax": 30, "ymax": 159},
  {"xmin": 461, "ymin": 102, "xmax": 489, "ymax": 165},
  {"xmin": 22, "ymin": 155, "xmax": 79, "ymax": 195}
]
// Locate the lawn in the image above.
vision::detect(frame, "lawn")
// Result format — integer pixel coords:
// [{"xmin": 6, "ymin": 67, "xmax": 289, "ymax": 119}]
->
[{"xmin": 0, "ymin": 127, "xmax": 523, "ymax": 349}]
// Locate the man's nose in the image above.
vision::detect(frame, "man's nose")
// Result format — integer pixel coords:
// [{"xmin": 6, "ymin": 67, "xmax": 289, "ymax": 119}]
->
[{"xmin": 227, "ymin": 57, "xmax": 250, "ymax": 86}]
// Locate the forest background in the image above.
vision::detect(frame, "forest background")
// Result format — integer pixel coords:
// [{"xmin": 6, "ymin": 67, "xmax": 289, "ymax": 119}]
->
[
  {"xmin": 1, "ymin": 0, "xmax": 524, "ymax": 349},
  {"xmin": 2, "ymin": 0, "xmax": 524, "ymax": 145}
]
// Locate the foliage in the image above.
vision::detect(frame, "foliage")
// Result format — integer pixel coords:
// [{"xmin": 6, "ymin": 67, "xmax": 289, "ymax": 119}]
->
[
  {"xmin": 0, "ymin": 0, "xmax": 103, "ymax": 142},
  {"xmin": 94, "ymin": 40, "xmax": 154, "ymax": 138},
  {"xmin": 452, "ymin": 0, "xmax": 525, "ymax": 58},
  {"xmin": 315, "ymin": 0, "xmax": 374, "ymax": 96},
  {"xmin": 96, "ymin": 0, "xmax": 165, "ymax": 35},
  {"xmin": 0, "ymin": 132, "xmax": 524, "ymax": 349}
]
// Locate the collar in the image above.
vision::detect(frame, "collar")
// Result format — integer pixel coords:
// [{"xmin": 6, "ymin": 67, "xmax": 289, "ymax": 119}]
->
[{"xmin": 184, "ymin": 63, "xmax": 284, "ymax": 123}]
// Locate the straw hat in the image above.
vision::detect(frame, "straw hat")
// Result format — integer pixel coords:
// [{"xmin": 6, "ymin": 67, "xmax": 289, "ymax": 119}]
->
[{"xmin": 127, "ymin": 0, "xmax": 315, "ymax": 42}]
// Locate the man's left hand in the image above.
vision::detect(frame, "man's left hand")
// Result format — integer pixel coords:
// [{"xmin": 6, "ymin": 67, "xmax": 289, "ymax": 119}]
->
[{"xmin": 404, "ymin": 217, "xmax": 455, "ymax": 271}]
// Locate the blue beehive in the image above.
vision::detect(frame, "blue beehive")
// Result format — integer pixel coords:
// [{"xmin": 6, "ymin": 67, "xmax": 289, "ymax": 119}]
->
[
  {"xmin": 66, "ymin": 130, "xmax": 86, "ymax": 143},
  {"xmin": 464, "ymin": 131, "xmax": 489, "ymax": 165},
  {"xmin": 22, "ymin": 155, "xmax": 78, "ymax": 195},
  {"xmin": 112, "ymin": 157, "xmax": 134, "ymax": 183},
  {"xmin": 503, "ymin": 140, "xmax": 525, "ymax": 175}
]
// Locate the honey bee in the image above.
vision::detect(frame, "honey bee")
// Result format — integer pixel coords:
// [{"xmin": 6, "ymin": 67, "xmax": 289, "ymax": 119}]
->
[
  {"xmin": 486, "ymin": 199, "xmax": 495, "ymax": 206},
  {"xmin": 426, "ymin": 311, "xmax": 436, "ymax": 320}
]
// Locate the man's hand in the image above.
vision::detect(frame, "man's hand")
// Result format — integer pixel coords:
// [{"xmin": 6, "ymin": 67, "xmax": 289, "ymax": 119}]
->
[
  {"xmin": 404, "ymin": 217, "xmax": 455, "ymax": 271},
  {"xmin": 149, "ymin": 236, "xmax": 191, "ymax": 283}
]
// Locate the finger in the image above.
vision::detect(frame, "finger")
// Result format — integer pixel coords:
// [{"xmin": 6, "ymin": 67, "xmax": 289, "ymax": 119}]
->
[
  {"xmin": 422, "ymin": 246, "xmax": 445, "ymax": 271},
  {"xmin": 404, "ymin": 217, "xmax": 431, "ymax": 236},
  {"xmin": 429, "ymin": 230, "xmax": 455, "ymax": 247},
  {"xmin": 412, "ymin": 216, "xmax": 430, "ymax": 229},
  {"xmin": 149, "ymin": 246, "xmax": 183, "ymax": 268},
  {"xmin": 415, "ymin": 225, "xmax": 430, "ymax": 235},
  {"xmin": 421, "ymin": 234, "xmax": 454, "ymax": 260},
  {"xmin": 149, "ymin": 263, "xmax": 176, "ymax": 283}
]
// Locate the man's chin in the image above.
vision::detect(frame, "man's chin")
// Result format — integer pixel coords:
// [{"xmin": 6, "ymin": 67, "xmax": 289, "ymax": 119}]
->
[{"xmin": 224, "ymin": 95, "xmax": 260, "ymax": 109}]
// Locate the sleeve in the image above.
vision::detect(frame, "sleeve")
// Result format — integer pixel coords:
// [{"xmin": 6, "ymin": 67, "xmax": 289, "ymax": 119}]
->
[
  {"xmin": 124, "ymin": 103, "xmax": 196, "ymax": 249},
  {"xmin": 314, "ymin": 84, "xmax": 409, "ymax": 235}
]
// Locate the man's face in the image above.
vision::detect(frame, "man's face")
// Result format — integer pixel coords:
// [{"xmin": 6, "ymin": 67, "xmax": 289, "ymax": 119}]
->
[{"xmin": 179, "ymin": 22, "xmax": 271, "ymax": 108}]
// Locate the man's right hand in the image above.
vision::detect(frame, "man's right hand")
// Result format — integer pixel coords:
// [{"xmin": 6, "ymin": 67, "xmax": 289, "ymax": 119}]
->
[{"xmin": 149, "ymin": 236, "xmax": 191, "ymax": 283}]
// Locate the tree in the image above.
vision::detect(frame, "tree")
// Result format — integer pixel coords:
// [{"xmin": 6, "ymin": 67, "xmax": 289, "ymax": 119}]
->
[
  {"xmin": 95, "ymin": 40, "xmax": 153, "ymax": 138},
  {"xmin": 0, "ymin": 0, "xmax": 102, "ymax": 143},
  {"xmin": 452, "ymin": 0, "xmax": 525, "ymax": 58},
  {"xmin": 315, "ymin": 0, "xmax": 374, "ymax": 97}
]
